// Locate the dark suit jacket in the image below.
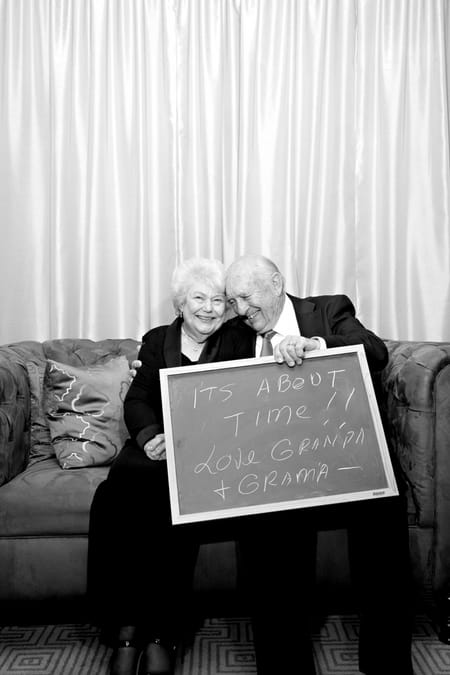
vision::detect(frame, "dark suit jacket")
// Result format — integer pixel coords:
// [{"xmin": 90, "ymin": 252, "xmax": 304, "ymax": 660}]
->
[
  {"xmin": 226, "ymin": 292, "xmax": 387, "ymax": 370},
  {"xmin": 286, "ymin": 293, "xmax": 388, "ymax": 371}
]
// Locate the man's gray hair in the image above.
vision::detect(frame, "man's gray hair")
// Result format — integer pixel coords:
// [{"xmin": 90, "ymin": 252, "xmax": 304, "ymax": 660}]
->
[{"xmin": 226, "ymin": 254, "xmax": 285, "ymax": 290}]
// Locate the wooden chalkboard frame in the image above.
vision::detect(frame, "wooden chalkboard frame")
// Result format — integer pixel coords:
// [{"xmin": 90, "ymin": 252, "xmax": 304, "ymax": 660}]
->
[{"xmin": 160, "ymin": 345, "xmax": 398, "ymax": 524}]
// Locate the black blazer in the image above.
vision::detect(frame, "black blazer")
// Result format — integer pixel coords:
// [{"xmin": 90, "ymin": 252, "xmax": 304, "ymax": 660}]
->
[
  {"xmin": 287, "ymin": 293, "xmax": 388, "ymax": 372},
  {"xmin": 124, "ymin": 317, "xmax": 254, "ymax": 448},
  {"xmin": 226, "ymin": 293, "xmax": 388, "ymax": 371}
]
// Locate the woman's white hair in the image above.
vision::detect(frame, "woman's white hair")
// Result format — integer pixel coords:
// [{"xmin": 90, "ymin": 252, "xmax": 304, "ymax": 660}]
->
[{"xmin": 171, "ymin": 257, "xmax": 226, "ymax": 314}]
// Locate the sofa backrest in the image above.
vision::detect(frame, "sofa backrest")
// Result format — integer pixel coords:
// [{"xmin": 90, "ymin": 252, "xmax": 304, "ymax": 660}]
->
[
  {"xmin": 0, "ymin": 339, "xmax": 140, "ymax": 486},
  {"xmin": 40, "ymin": 338, "xmax": 140, "ymax": 367}
]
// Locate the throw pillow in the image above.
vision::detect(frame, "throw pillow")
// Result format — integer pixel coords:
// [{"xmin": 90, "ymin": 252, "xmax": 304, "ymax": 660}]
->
[{"xmin": 44, "ymin": 356, "xmax": 131, "ymax": 469}]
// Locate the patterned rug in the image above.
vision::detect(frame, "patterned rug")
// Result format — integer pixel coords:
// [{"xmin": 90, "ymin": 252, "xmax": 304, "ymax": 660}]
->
[{"xmin": 0, "ymin": 614, "xmax": 449, "ymax": 674}]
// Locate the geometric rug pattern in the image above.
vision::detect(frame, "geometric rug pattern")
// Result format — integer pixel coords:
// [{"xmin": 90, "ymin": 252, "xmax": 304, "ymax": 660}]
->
[{"xmin": 1, "ymin": 615, "xmax": 450, "ymax": 674}]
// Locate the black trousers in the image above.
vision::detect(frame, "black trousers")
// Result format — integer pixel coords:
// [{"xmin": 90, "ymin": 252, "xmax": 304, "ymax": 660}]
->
[{"xmin": 88, "ymin": 441, "xmax": 413, "ymax": 675}]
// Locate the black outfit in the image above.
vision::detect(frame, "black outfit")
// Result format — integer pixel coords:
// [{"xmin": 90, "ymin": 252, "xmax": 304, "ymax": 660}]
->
[
  {"xmin": 88, "ymin": 296, "xmax": 413, "ymax": 675},
  {"xmin": 88, "ymin": 317, "xmax": 254, "ymax": 639}
]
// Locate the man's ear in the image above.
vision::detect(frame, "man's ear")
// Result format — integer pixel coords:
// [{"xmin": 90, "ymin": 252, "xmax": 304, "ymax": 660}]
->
[{"xmin": 272, "ymin": 272, "xmax": 284, "ymax": 296}]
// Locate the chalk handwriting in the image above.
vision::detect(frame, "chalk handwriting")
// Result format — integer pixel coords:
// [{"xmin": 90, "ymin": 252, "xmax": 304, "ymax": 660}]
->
[
  {"xmin": 270, "ymin": 428, "xmax": 365, "ymax": 460},
  {"xmin": 345, "ymin": 387, "xmax": 355, "ymax": 411},
  {"xmin": 223, "ymin": 404, "xmax": 312, "ymax": 436},
  {"xmin": 255, "ymin": 369, "xmax": 347, "ymax": 398},
  {"xmin": 165, "ymin": 353, "xmax": 392, "ymax": 518},
  {"xmin": 194, "ymin": 445, "xmax": 260, "ymax": 475},
  {"xmin": 214, "ymin": 480, "xmax": 232, "ymax": 500},
  {"xmin": 193, "ymin": 382, "xmax": 235, "ymax": 408},
  {"xmin": 238, "ymin": 462, "xmax": 329, "ymax": 495}
]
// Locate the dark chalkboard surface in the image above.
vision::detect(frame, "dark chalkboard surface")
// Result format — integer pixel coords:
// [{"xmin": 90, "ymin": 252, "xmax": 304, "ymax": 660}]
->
[{"xmin": 160, "ymin": 345, "xmax": 398, "ymax": 524}]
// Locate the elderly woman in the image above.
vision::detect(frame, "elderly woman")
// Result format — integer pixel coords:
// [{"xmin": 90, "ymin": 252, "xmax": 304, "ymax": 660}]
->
[{"xmin": 88, "ymin": 258, "xmax": 254, "ymax": 675}]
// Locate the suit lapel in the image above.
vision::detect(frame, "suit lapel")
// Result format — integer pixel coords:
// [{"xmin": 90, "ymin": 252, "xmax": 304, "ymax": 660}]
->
[
  {"xmin": 198, "ymin": 329, "xmax": 221, "ymax": 363},
  {"xmin": 163, "ymin": 318, "xmax": 183, "ymax": 367},
  {"xmin": 288, "ymin": 293, "xmax": 325, "ymax": 338},
  {"xmin": 163, "ymin": 317, "xmax": 222, "ymax": 366}
]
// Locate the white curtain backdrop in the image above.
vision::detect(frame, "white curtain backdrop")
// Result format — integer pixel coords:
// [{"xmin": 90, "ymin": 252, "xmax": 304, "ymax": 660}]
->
[{"xmin": 0, "ymin": 0, "xmax": 449, "ymax": 344}]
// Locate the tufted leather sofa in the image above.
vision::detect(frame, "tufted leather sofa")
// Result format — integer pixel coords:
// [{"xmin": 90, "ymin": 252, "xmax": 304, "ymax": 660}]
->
[
  {"xmin": 379, "ymin": 339, "xmax": 450, "ymax": 641},
  {"xmin": 0, "ymin": 338, "xmax": 449, "ymax": 639}
]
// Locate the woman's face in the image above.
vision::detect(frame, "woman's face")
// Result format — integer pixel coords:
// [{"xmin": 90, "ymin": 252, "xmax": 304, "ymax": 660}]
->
[{"xmin": 181, "ymin": 280, "xmax": 226, "ymax": 341}]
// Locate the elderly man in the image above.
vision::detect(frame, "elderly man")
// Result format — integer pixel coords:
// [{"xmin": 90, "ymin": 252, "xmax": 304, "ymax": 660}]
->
[
  {"xmin": 225, "ymin": 254, "xmax": 413, "ymax": 675},
  {"xmin": 225, "ymin": 254, "xmax": 388, "ymax": 370}
]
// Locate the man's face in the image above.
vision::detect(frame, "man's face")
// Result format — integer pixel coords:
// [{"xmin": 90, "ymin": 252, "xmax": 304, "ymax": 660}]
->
[{"xmin": 226, "ymin": 268, "xmax": 283, "ymax": 334}]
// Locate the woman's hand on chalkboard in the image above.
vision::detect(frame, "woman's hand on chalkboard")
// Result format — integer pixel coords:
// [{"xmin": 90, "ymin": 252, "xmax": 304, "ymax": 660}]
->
[
  {"xmin": 274, "ymin": 336, "xmax": 321, "ymax": 367},
  {"xmin": 144, "ymin": 434, "xmax": 166, "ymax": 461},
  {"xmin": 129, "ymin": 359, "xmax": 142, "ymax": 381}
]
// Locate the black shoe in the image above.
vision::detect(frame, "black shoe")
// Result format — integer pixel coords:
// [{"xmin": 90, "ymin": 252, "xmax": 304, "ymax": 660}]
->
[
  {"xmin": 138, "ymin": 638, "xmax": 176, "ymax": 675},
  {"xmin": 110, "ymin": 639, "xmax": 142, "ymax": 675},
  {"xmin": 109, "ymin": 626, "xmax": 143, "ymax": 675}
]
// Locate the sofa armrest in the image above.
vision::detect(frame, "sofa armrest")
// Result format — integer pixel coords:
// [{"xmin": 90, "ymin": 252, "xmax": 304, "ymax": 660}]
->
[
  {"xmin": 379, "ymin": 340, "xmax": 450, "ymax": 529},
  {"xmin": 0, "ymin": 358, "xmax": 31, "ymax": 487}
]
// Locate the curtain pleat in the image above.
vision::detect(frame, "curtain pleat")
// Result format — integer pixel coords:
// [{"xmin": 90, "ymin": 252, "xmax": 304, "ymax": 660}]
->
[{"xmin": 0, "ymin": 0, "xmax": 448, "ymax": 342}]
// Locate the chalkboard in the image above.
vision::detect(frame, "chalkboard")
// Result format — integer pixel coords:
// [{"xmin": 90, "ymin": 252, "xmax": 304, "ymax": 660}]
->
[{"xmin": 160, "ymin": 345, "xmax": 398, "ymax": 524}]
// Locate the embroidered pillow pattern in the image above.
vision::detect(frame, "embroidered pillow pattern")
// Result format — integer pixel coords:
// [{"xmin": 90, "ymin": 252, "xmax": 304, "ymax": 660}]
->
[{"xmin": 44, "ymin": 356, "xmax": 131, "ymax": 469}]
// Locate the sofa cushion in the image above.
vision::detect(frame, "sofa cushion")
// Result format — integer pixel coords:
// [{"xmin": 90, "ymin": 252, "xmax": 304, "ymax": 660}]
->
[
  {"xmin": 0, "ymin": 458, "xmax": 108, "ymax": 536},
  {"xmin": 44, "ymin": 356, "xmax": 131, "ymax": 469}
]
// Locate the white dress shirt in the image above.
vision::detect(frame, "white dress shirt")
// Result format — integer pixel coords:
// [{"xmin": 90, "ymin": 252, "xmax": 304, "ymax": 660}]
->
[{"xmin": 256, "ymin": 295, "xmax": 326, "ymax": 356}]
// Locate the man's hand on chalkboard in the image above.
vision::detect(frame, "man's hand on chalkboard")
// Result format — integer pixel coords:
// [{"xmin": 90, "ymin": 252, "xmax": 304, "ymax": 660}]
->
[
  {"xmin": 144, "ymin": 434, "xmax": 166, "ymax": 461},
  {"xmin": 274, "ymin": 336, "xmax": 321, "ymax": 367}
]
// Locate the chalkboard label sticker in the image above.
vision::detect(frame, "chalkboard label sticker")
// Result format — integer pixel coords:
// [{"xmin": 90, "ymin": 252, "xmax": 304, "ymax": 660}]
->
[{"xmin": 161, "ymin": 344, "xmax": 398, "ymax": 524}]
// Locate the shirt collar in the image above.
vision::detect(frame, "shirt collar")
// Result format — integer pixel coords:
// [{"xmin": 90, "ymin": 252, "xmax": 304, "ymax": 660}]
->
[{"xmin": 272, "ymin": 295, "xmax": 300, "ymax": 337}]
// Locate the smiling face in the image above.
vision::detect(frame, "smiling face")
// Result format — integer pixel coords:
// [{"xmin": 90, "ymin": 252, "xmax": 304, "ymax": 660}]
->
[
  {"xmin": 226, "ymin": 258, "xmax": 285, "ymax": 334},
  {"xmin": 180, "ymin": 280, "xmax": 226, "ymax": 341}
]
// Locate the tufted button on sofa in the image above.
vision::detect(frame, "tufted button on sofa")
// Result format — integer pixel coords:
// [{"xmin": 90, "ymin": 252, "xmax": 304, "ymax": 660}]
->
[{"xmin": 0, "ymin": 338, "xmax": 449, "ymax": 640}]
